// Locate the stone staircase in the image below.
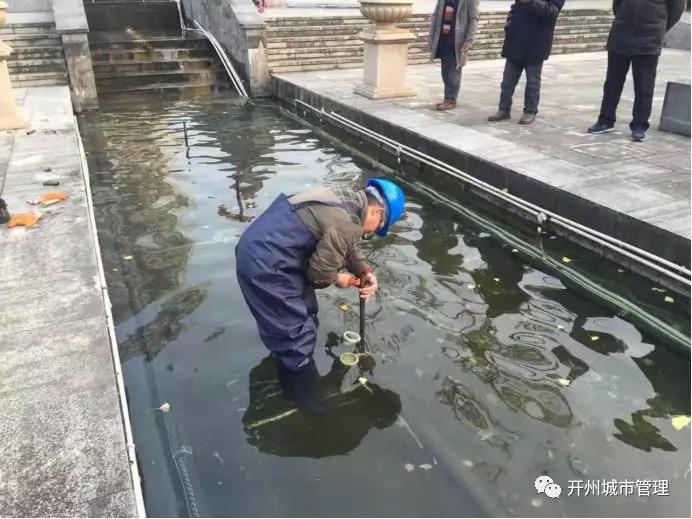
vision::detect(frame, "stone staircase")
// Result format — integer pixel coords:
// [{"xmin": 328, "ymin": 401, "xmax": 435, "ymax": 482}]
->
[
  {"xmin": 88, "ymin": 32, "xmax": 228, "ymax": 95},
  {"xmin": 264, "ymin": 9, "xmax": 614, "ymax": 73},
  {"xmin": 1, "ymin": 14, "xmax": 68, "ymax": 88}
]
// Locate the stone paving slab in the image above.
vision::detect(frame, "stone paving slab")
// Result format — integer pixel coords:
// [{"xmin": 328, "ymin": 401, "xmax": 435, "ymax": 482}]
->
[
  {"xmin": 274, "ymin": 50, "xmax": 690, "ymax": 265},
  {"xmin": 0, "ymin": 86, "xmax": 138, "ymax": 517}
]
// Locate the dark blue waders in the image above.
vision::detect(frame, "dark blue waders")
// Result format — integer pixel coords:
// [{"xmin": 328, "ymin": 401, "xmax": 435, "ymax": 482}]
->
[{"xmin": 235, "ymin": 194, "xmax": 348, "ymax": 372}]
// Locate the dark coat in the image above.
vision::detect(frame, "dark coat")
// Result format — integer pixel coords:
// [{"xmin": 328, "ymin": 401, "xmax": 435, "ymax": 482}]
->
[
  {"xmin": 607, "ymin": 0, "xmax": 687, "ymax": 56},
  {"xmin": 501, "ymin": 0, "xmax": 565, "ymax": 65}
]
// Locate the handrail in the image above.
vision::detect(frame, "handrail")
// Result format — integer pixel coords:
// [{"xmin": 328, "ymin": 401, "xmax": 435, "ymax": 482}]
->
[
  {"xmin": 294, "ymin": 98, "xmax": 692, "ymax": 288},
  {"xmin": 172, "ymin": 0, "xmax": 249, "ymax": 97},
  {"xmin": 192, "ymin": 20, "xmax": 249, "ymax": 98}
]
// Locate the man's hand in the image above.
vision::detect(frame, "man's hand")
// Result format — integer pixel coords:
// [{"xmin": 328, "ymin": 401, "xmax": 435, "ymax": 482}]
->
[
  {"xmin": 359, "ymin": 271, "xmax": 378, "ymax": 301},
  {"xmin": 461, "ymin": 42, "xmax": 472, "ymax": 55},
  {"xmin": 335, "ymin": 272, "xmax": 356, "ymax": 289}
]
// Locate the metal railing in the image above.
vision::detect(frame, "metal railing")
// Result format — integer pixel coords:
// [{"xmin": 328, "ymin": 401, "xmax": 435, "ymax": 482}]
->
[{"xmin": 294, "ymin": 98, "xmax": 691, "ymax": 288}]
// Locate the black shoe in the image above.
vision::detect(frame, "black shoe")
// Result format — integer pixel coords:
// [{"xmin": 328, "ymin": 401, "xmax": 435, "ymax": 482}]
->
[
  {"xmin": 631, "ymin": 129, "xmax": 647, "ymax": 142},
  {"xmin": 587, "ymin": 121, "xmax": 614, "ymax": 134},
  {"xmin": 0, "ymin": 199, "xmax": 10, "ymax": 225}
]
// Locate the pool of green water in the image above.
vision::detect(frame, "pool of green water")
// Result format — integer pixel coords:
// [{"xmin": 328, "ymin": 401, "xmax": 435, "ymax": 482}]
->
[{"xmin": 78, "ymin": 93, "xmax": 690, "ymax": 518}]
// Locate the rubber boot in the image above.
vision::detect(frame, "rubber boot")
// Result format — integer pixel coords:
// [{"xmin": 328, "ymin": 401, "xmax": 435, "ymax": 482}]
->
[{"xmin": 277, "ymin": 360, "xmax": 332, "ymax": 416}]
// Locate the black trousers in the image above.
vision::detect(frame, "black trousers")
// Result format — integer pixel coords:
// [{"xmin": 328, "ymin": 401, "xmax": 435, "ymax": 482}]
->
[
  {"xmin": 499, "ymin": 59, "xmax": 544, "ymax": 114},
  {"xmin": 598, "ymin": 51, "xmax": 659, "ymax": 131}
]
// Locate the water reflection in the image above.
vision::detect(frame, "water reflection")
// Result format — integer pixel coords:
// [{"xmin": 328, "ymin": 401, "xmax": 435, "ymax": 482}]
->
[
  {"xmin": 79, "ymin": 93, "xmax": 691, "ymax": 518},
  {"xmin": 241, "ymin": 356, "xmax": 402, "ymax": 458}
]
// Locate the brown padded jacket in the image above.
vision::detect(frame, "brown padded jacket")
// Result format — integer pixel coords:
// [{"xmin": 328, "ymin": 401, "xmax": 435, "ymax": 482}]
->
[{"xmin": 289, "ymin": 187, "xmax": 371, "ymax": 288}]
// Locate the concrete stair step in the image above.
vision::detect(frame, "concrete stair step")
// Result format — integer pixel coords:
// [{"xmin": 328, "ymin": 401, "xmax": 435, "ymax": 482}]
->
[
  {"xmin": 0, "ymin": 24, "xmax": 56, "ymax": 36},
  {"xmin": 95, "ymin": 81, "xmax": 222, "ymax": 96},
  {"xmin": 89, "ymin": 36, "xmax": 210, "ymax": 53},
  {"xmin": 95, "ymin": 69, "xmax": 220, "ymax": 89},
  {"xmin": 93, "ymin": 57, "xmax": 215, "ymax": 74},
  {"xmin": 6, "ymin": 46, "xmax": 64, "ymax": 60},
  {"xmin": 7, "ymin": 58, "xmax": 67, "ymax": 74},
  {"xmin": 90, "ymin": 47, "xmax": 212, "ymax": 62},
  {"xmin": 2, "ymin": 34, "xmax": 61, "ymax": 46},
  {"xmin": 8, "ymin": 70, "xmax": 68, "ymax": 86}
]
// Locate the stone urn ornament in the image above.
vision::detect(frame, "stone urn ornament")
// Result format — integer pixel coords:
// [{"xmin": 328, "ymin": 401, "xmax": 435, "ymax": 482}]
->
[
  {"xmin": 0, "ymin": 1, "xmax": 27, "ymax": 130},
  {"xmin": 354, "ymin": 0, "xmax": 416, "ymax": 99}
]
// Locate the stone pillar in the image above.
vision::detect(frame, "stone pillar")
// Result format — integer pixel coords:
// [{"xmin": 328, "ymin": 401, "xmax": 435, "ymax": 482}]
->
[
  {"xmin": 355, "ymin": 0, "xmax": 416, "ymax": 99},
  {"xmin": 52, "ymin": 0, "xmax": 98, "ymax": 111},
  {"xmin": 0, "ymin": 1, "xmax": 27, "ymax": 130}
]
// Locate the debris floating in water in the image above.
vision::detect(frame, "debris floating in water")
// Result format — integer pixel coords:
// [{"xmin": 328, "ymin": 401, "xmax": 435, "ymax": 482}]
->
[
  {"xmin": 339, "ymin": 304, "xmax": 350, "ymax": 311},
  {"xmin": 493, "ymin": 278, "xmax": 500, "ymax": 283},
  {"xmin": 159, "ymin": 402, "xmax": 171, "ymax": 412},
  {"xmin": 556, "ymin": 325, "xmax": 565, "ymax": 330},
  {"xmin": 466, "ymin": 356, "xmax": 478, "ymax": 367},
  {"xmin": 404, "ymin": 463, "xmax": 415, "ymax": 472},
  {"xmin": 511, "ymin": 248, "xmax": 518, "ymax": 253},
  {"xmin": 415, "ymin": 368, "xmax": 424, "ymax": 378},
  {"xmin": 651, "ymin": 287, "xmax": 666, "ymax": 292},
  {"xmin": 531, "ymin": 498, "xmax": 543, "ymax": 508},
  {"xmin": 562, "ymin": 256, "xmax": 572, "ymax": 263},
  {"xmin": 672, "ymin": 416, "xmax": 691, "ymax": 430},
  {"xmin": 664, "ymin": 296, "xmax": 675, "ymax": 304},
  {"xmin": 467, "ymin": 283, "xmax": 476, "ymax": 289},
  {"xmin": 557, "ymin": 378, "xmax": 571, "ymax": 386},
  {"xmin": 419, "ymin": 464, "xmax": 433, "ymax": 471},
  {"xmin": 123, "ymin": 255, "xmax": 133, "ymax": 261},
  {"xmin": 591, "ymin": 335, "xmax": 600, "ymax": 342},
  {"xmin": 462, "ymin": 459, "xmax": 474, "ymax": 468}
]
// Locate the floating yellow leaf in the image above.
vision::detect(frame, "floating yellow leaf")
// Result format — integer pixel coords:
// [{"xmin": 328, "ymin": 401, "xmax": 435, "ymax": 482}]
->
[
  {"xmin": 672, "ymin": 416, "xmax": 691, "ymax": 430},
  {"xmin": 562, "ymin": 256, "xmax": 571, "ymax": 263},
  {"xmin": 159, "ymin": 402, "xmax": 171, "ymax": 413},
  {"xmin": 501, "ymin": 188, "xmax": 509, "ymax": 193},
  {"xmin": 557, "ymin": 378, "xmax": 571, "ymax": 386},
  {"xmin": 665, "ymin": 296, "xmax": 675, "ymax": 304},
  {"xmin": 591, "ymin": 335, "xmax": 600, "ymax": 342},
  {"xmin": 339, "ymin": 304, "xmax": 350, "ymax": 311},
  {"xmin": 358, "ymin": 377, "xmax": 368, "ymax": 385},
  {"xmin": 123, "ymin": 255, "xmax": 133, "ymax": 261},
  {"xmin": 467, "ymin": 356, "xmax": 478, "ymax": 367}
]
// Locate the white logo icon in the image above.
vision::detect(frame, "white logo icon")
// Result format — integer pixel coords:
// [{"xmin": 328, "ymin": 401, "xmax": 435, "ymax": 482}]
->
[{"xmin": 535, "ymin": 475, "xmax": 561, "ymax": 499}]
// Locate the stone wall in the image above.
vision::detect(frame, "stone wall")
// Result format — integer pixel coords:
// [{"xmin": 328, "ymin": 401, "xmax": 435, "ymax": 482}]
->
[{"xmin": 181, "ymin": 0, "xmax": 270, "ymax": 96}]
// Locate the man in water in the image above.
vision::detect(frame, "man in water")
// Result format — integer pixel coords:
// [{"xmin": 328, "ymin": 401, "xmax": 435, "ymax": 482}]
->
[{"xmin": 235, "ymin": 179, "xmax": 406, "ymax": 408}]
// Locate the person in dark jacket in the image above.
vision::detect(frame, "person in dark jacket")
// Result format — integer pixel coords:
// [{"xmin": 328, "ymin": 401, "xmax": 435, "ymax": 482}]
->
[
  {"xmin": 587, "ymin": 0, "xmax": 686, "ymax": 141},
  {"xmin": 235, "ymin": 180, "xmax": 405, "ymax": 407},
  {"xmin": 428, "ymin": 0, "xmax": 480, "ymax": 110},
  {"xmin": 487, "ymin": 0, "xmax": 565, "ymax": 124}
]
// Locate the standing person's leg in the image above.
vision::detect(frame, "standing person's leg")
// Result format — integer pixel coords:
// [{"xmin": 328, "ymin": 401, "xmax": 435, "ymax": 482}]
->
[
  {"xmin": 489, "ymin": 59, "xmax": 523, "ymax": 120},
  {"xmin": 520, "ymin": 61, "xmax": 544, "ymax": 124},
  {"xmin": 592, "ymin": 51, "xmax": 631, "ymax": 131},
  {"xmin": 438, "ymin": 53, "xmax": 461, "ymax": 109},
  {"xmin": 630, "ymin": 53, "xmax": 659, "ymax": 138}
]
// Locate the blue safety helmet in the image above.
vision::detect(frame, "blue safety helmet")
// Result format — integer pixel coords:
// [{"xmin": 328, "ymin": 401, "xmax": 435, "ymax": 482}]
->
[{"xmin": 366, "ymin": 178, "xmax": 406, "ymax": 238}]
